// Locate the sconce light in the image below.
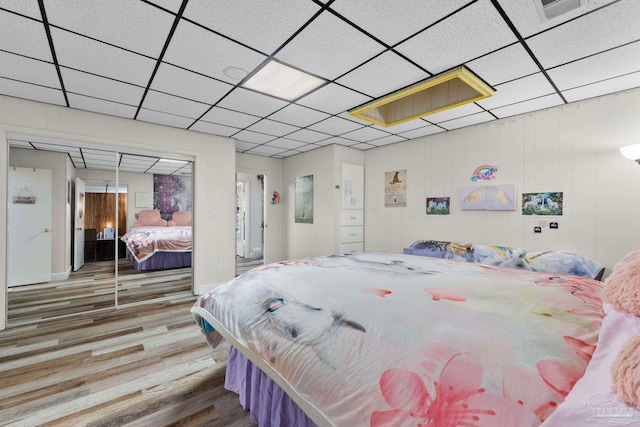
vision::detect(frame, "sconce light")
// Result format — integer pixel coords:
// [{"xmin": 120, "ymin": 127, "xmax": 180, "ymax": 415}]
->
[{"xmin": 620, "ymin": 144, "xmax": 640, "ymax": 165}]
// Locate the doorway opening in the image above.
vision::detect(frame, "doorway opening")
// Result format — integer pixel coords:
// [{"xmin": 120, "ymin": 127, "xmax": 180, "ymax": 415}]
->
[{"xmin": 236, "ymin": 173, "xmax": 265, "ymax": 276}]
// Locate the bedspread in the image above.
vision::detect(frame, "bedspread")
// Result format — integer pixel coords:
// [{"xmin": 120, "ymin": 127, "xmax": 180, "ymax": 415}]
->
[
  {"xmin": 192, "ymin": 253, "xmax": 604, "ymax": 427},
  {"xmin": 121, "ymin": 226, "xmax": 191, "ymax": 262}
]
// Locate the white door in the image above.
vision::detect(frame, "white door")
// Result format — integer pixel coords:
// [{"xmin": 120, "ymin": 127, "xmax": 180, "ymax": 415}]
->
[
  {"xmin": 236, "ymin": 181, "xmax": 246, "ymax": 258},
  {"xmin": 7, "ymin": 167, "xmax": 52, "ymax": 286},
  {"xmin": 73, "ymin": 177, "xmax": 86, "ymax": 271}
]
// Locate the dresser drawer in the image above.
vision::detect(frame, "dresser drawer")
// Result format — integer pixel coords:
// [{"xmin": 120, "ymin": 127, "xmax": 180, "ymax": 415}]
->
[
  {"xmin": 341, "ymin": 226, "xmax": 363, "ymax": 243},
  {"xmin": 340, "ymin": 242, "xmax": 363, "ymax": 254},
  {"xmin": 341, "ymin": 209, "xmax": 363, "ymax": 226}
]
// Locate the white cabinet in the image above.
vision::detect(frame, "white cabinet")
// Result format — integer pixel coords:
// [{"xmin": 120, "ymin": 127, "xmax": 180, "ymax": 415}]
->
[{"xmin": 340, "ymin": 163, "xmax": 364, "ymax": 254}]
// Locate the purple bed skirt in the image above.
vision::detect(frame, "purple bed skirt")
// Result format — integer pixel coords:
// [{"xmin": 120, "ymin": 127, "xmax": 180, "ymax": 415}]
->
[
  {"xmin": 225, "ymin": 346, "xmax": 318, "ymax": 427},
  {"xmin": 127, "ymin": 251, "xmax": 191, "ymax": 271}
]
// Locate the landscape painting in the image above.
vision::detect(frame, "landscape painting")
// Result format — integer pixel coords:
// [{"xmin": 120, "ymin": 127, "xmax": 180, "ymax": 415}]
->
[{"xmin": 522, "ymin": 192, "xmax": 563, "ymax": 215}]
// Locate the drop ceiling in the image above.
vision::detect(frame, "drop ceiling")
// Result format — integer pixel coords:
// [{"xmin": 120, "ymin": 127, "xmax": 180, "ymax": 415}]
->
[{"xmin": 0, "ymin": 0, "xmax": 638, "ymax": 158}]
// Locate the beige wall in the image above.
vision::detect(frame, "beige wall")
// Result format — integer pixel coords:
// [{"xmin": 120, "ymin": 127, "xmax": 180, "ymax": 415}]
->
[
  {"xmin": 9, "ymin": 147, "xmax": 70, "ymax": 277},
  {"xmin": 364, "ymin": 87, "xmax": 640, "ymax": 273},
  {"xmin": 1, "ymin": 95, "xmax": 236, "ymax": 330}
]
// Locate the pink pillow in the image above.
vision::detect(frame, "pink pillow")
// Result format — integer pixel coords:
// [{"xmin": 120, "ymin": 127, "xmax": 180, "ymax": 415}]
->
[
  {"xmin": 611, "ymin": 328, "xmax": 640, "ymax": 410},
  {"xmin": 605, "ymin": 250, "xmax": 640, "ymax": 316},
  {"xmin": 168, "ymin": 211, "xmax": 192, "ymax": 226}
]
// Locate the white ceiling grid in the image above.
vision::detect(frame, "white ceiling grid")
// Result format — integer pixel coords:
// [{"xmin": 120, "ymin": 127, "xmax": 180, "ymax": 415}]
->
[{"xmin": 0, "ymin": 0, "xmax": 638, "ymax": 159}]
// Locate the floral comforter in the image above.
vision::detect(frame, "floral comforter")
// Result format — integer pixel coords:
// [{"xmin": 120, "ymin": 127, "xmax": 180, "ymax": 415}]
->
[
  {"xmin": 192, "ymin": 253, "xmax": 604, "ymax": 427},
  {"xmin": 121, "ymin": 226, "xmax": 191, "ymax": 262}
]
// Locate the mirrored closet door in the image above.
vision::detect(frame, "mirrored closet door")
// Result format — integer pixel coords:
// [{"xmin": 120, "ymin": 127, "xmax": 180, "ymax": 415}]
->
[{"xmin": 6, "ymin": 137, "xmax": 194, "ymax": 326}]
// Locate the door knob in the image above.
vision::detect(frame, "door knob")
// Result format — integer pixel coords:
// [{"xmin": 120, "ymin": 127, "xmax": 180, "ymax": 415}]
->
[
  {"xmin": 43, "ymin": 227, "xmax": 49, "ymax": 233},
  {"xmin": 76, "ymin": 227, "xmax": 82, "ymax": 230}
]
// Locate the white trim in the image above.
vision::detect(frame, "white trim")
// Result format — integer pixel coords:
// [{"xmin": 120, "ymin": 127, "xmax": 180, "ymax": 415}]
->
[
  {"xmin": 194, "ymin": 282, "xmax": 222, "ymax": 295},
  {"xmin": 50, "ymin": 265, "xmax": 71, "ymax": 282}
]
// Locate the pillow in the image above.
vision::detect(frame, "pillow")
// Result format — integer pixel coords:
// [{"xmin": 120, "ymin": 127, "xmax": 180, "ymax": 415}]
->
[
  {"xmin": 131, "ymin": 209, "xmax": 168, "ymax": 228},
  {"xmin": 604, "ymin": 250, "xmax": 640, "ymax": 316},
  {"xmin": 168, "ymin": 211, "xmax": 192, "ymax": 226},
  {"xmin": 611, "ymin": 328, "xmax": 640, "ymax": 410}
]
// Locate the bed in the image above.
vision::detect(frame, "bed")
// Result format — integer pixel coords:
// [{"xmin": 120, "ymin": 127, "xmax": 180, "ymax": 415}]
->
[
  {"xmin": 121, "ymin": 210, "xmax": 192, "ymax": 271},
  {"xmin": 191, "ymin": 250, "xmax": 640, "ymax": 426}
]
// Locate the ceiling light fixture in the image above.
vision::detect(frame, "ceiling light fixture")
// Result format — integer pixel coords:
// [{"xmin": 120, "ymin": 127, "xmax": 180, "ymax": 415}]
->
[
  {"xmin": 348, "ymin": 67, "xmax": 494, "ymax": 127},
  {"xmin": 620, "ymin": 144, "xmax": 640, "ymax": 165},
  {"xmin": 158, "ymin": 158, "xmax": 188, "ymax": 164},
  {"xmin": 241, "ymin": 60, "xmax": 327, "ymax": 102},
  {"xmin": 533, "ymin": 0, "xmax": 583, "ymax": 23}
]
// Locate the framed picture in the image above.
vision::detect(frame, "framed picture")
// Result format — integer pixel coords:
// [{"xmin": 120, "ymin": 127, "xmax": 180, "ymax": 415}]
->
[
  {"xmin": 461, "ymin": 185, "xmax": 517, "ymax": 211},
  {"xmin": 426, "ymin": 197, "xmax": 450, "ymax": 215},
  {"xmin": 460, "ymin": 186, "xmax": 486, "ymax": 210},
  {"xmin": 522, "ymin": 192, "xmax": 563, "ymax": 215},
  {"xmin": 385, "ymin": 169, "xmax": 407, "ymax": 207},
  {"xmin": 294, "ymin": 175, "xmax": 314, "ymax": 223}
]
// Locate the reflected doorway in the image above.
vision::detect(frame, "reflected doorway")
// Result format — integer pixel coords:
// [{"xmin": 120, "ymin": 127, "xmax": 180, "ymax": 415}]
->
[{"xmin": 236, "ymin": 173, "xmax": 265, "ymax": 276}]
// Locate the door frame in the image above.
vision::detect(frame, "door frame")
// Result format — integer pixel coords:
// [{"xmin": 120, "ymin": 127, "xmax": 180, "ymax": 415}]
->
[{"xmin": 235, "ymin": 169, "xmax": 267, "ymax": 272}]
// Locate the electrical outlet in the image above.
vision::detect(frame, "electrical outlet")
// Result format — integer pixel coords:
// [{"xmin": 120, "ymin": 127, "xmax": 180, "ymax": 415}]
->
[
  {"xmin": 216, "ymin": 265, "xmax": 223, "ymax": 274},
  {"xmin": 534, "ymin": 226, "xmax": 542, "ymax": 233},
  {"xmin": 550, "ymin": 222, "xmax": 558, "ymax": 229},
  {"xmin": 212, "ymin": 211, "xmax": 218, "ymax": 219}
]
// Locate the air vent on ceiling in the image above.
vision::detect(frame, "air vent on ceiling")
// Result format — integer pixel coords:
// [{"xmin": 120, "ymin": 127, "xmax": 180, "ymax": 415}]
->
[{"xmin": 533, "ymin": 0, "xmax": 584, "ymax": 22}]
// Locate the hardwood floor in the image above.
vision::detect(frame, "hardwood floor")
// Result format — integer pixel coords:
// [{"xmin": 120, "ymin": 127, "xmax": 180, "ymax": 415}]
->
[
  {"xmin": 7, "ymin": 260, "xmax": 193, "ymax": 325},
  {"xmin": 235, "ymin": 257, "xmax": 263, "ymax": 277},
  {"xmin": 0, "ymin": 296, "xmax": 256, "ymax": 427}
]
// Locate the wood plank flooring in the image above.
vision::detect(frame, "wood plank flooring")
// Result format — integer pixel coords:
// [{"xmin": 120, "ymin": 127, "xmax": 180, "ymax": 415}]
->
[
  {"xmin": 0, "ymin": 296, "xmax": 256, "ymax": 427},
  {"xmin": 8, "ymin": 260, "xmax": 193, "ymax": 325}
]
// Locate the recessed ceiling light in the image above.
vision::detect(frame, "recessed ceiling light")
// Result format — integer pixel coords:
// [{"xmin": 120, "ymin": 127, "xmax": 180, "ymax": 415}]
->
[
  {"xmin": 241, "ymin": 60, "xmax": 326, "ymax": 102},
  {"xmin": 158, "ymin": 158, "xmax": 188, "ymax": 164}
]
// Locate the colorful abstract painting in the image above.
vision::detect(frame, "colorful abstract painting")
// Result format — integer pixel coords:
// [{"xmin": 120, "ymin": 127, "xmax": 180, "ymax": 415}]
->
[
  {"xmin": 426, "ymin": 197, "xmax": 450, "ymax": 215},
  {"xmin": 294, "ymin": 175, "xmax": 313, "ymax": 223},
  {"xmin": 153, "ymin": 174, "xmax": 193, "ymax": 220},
  {"xmin": 522, "ymin": 192, "xmax": 563, "ymax": 215},
  {"xmin": 385, "ymin": 170, "xmax": 407, "ymax": 207}
]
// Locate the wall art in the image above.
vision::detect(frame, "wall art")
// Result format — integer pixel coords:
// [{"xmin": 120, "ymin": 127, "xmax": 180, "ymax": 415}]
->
[
  {"xmin": 153, "ymin": 174, "xmax": 193, "ymax": 220},
  {"xmin": 471, "ymin": 165, "xmax": 497, "ymax": 182},
  {"xmin": 385, "ymin": 169, "xmax": 407, "ymax": 207},
  {"xmin": 294, "ymin": 175, "xmax": 314, "ymax": 223},
  {"xmin": 522, "ymin": 192, "xmax": 563, "ymax": 216},
  {"xmin": 426, "ymin": 197, "xmax": 450, "ymax": 215},
  {"xmin": 461, "ymin": 184, "xmax": 516, "ymax": 211},
  {"xmin": 271, "ymin": 191, "xmax": 281, "ymax": 205}
]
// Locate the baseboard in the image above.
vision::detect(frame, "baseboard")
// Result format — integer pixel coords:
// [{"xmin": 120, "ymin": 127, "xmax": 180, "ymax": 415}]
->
[
  {"xmin": 194, "ymin": 282, "xmax": 222, "ymax": 295},
  {"xmin": 51, "ymin": 266, "xmax": 72, "ymax": 282}
]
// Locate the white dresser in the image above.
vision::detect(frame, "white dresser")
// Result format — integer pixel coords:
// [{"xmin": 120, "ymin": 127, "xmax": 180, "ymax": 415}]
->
[{"xmin": 340, "ymin": 163, "xmax": 364, "ymax": 254}]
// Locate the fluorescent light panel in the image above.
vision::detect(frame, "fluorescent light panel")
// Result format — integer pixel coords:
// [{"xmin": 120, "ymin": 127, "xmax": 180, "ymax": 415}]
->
[
  {"xmin": 241, "ymin": 60, "xmax": 326, "ymax": 102},
  {"xmin": 620, "ymin": 144, "xmax": 640, "ymax": 160},
  {"xmin": 159, "ymin": 158, "xmax": 188, "ymax": 164}
]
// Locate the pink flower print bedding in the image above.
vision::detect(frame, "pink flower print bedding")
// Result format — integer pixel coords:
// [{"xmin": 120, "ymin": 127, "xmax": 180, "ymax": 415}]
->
[
  {"xmin": 121, "ymin": 225, "xmax": 192, "ymax": 262},
  {"xmin": 192, "ymin": 253, "xmax": 604, "ymax": 427}
]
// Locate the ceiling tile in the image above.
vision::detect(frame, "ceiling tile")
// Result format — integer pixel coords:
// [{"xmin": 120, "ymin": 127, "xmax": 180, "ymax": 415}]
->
[
  {"xmin": 490, "ymin": 93, "xmax": 564, "ymax": 119},
  {"xmin": 62, "ymin": 67, "xmax": 144, "ymax": 105},
  {"xmin": 68, "ymin": 93, "xmax": 136, "ymax": 119},
  {"xmin": 0, "ymin": 10, "xmax": 52, "ymax": 61},
  {"xmin": 184, "ymin": 0, "xmax": 321, "ymax": 54},
  {"xmin": 201, "ymin": 107, "xmax": 260, "ymax": 128},
  {"xmin": 496, "ymin": 0, "xmax": 618, "ymax": 39},
  {"xmin": 369, "ymin": 134, "xmax": 407, "ymax": 146},
  {"xmin": 217, "ymin": 87, "xmax": 289, "ymax": 117},
  {"xmin": 143, "ymin": 90, "xmax": 210, "ymax": 119},
  {"xmin": 0, "ymin": 77, "xmax": 65, "ymax": 106},
  {"xmin": 336, "ymin": 51, "xmax": 429, "ymax": 98},
  {"xmin": 439, "ymin": 111, "xmax": 495, "ymax": 130},
  {"xmin": 296, "ymin": 83, "xmax": 371, "ymax": 115},
  {"xmin": 0, "ymin": 0, "xmax": 41, "ymax": 19},
  {"xmin": 308, "ymin": 116, "xmax": 364, "ymax": 135},
  {"xmin": 295, "ymin": 143, "xmax": 322, "ymax": 152},
  {"xmin": 476, "ymin": 73, "xmax": 556, "ymax": 110},
  {"xmin": 527, "ymin": 0, "xmax": 640, "ymax": 68},
  {"xmin": 245, "ymin": 145, "xmax": 286, "ymax": 156},
  {"xmin": 331, "ymin": 0, "xmax": 471, "ymax": 46},
  {"xmin": 137, "ymin": 108, "xmax": 194, "ymax": 128},
  {"xmin": 341, "ymin": 126, "xmax": 390, "ymax": 142},
  {"xmin": 145, "ymin": 0, "xmax": 183, "ymax": 13},
  {"xmin": 547, "ymin": 41, "xmax": 640, "ymax": 91},
  {"xmin": 8, "ymin": 139, "xmax": 33, "ymax": 148},
  {"xmin": 246, "ymin": 119, "xmax": 300, "ymax": 137},
  {"xmin": 398, "ymin": 125, "xmax": 445, "ymax": 139},
  {"xmin": 422, "ymin": 103, "xmax": 484, "ymax": 124},
  {"xmin": 278, "ymin": 150, "xmax": 301, "ymax": 158},
  {"xmin": 315, "ymin": 137, "xmax": 356, "ymax": 147},
  {"xmin": 285, "ymin": 128, "xmax": 331, "ymax": 143},
  {"xmin": 275, "ymin": 11, "xmax": 386, "ymax": 80},
  {"xmin": 51, "ymin": 28, "xmax": 156, "ymax": 86},
  {"xmin": 466, "ymin": 43, "xmax": 539, "ymax": 86},
  {"xmin": 268, "ymin": 104, "xmax": 330, "ymax": 127},
  {"xmin": 0, "ymin": 51, "xmax": 59, "ymax": 88},
  {"xmin": 563, "ymin": 71, "xmax": 640, "ymax": 103},
  {"xmin": 232, "ymin": 130, "xmax": 276, "ymax": 144},
  {"xmin": 264, "ymin": 139, "xmax": 306, "ymax": 150},
  {"xmin": 151, "ymin": 63, "xmax": 233, "ymax": 105},
  {"xmin": 371, "ymin": 118, "xmax": 430, "ymax": 133},
  {"xmin": 350, "ymin": 142, "xmax": 375, "ymax": 150},
  {"xmin": 189, "ymin": 120, "xmax": 239, "ymax": 137},
  {"xmin": 164, "ymin": 20, "xmax": 266, "ymax": 84},
  {"xmin": 395, "ymin": 0, "xmax": 517, "ymax": 74},
  {"xmin": 235, "ymin": 140, "xmax": 259, "ymax": 152},
  {"xmin": 45, "ymin": 0, "xmax": 175, "ymax": 58}
]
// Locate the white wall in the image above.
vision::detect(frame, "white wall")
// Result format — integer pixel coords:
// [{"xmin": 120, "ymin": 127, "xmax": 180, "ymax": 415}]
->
[
  {"xmin": 9, "ymin": 147, "xmax": 70, "ymax": 277},
  {"xmin": 75, "ymin": 168, "xmax": 154, "ymax": 231},
  {"xmin": 364, "ymin": 87, "xmax": 640, "ymax": 272},
  {"xmin": 237, "ymin": 153, "xmax": 284, "ymax": 264},
  {"xmin": 1, "ymin": 95, "xmax": 236, "ymax": 330}
]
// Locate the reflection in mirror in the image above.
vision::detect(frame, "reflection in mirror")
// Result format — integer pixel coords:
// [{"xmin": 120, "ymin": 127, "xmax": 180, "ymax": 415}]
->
[
  {"xmin": 7, "ymin": 139, "xmax": 117, "ymax": 325},
  {"xmin": 116, "ymin": 154, "xmax": 193, "ymax": 306},
  {"xmin": 236, "ymin": 172, "xmax": 265, "ymax": 276}
]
